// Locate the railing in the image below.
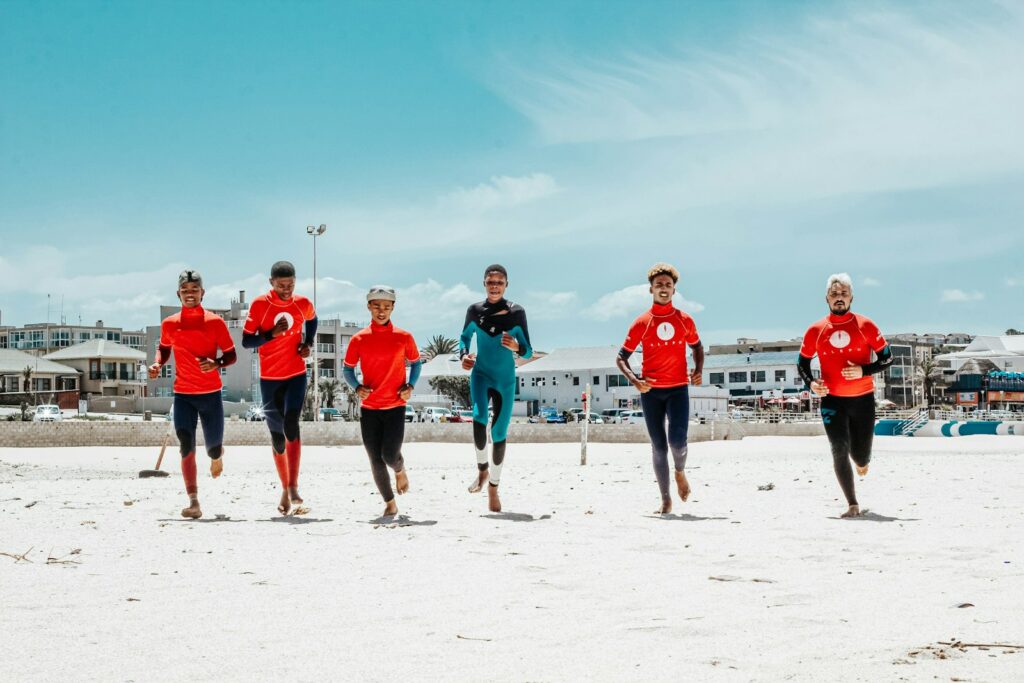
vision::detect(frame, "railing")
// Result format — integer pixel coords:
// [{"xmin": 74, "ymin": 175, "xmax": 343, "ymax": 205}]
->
[
  {"xmin": 317, "ymin": 343, "xmax": 336, "ymax": 354},
  {"xmin": 895, "ymin": 410, "xmax": 929, "ymax": 436},
  {"xmin": 89, "ymin": 371, "xmax": 116, "ymax": 380},
  {"xmin": 932, "ymin": 409, "xmax": 1024, "ymax": 422}
]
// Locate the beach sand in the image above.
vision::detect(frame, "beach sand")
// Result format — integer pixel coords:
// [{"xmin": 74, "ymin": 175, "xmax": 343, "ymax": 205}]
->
[{"xmin": 1, "ymin": 436, "xmax": 1022, "ymax": 681}]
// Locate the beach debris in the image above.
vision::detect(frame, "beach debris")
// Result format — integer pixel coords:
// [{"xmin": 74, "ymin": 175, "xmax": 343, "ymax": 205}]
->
[
  {"xmin": 909, "ymin": 640, "xmax": 1024, "ymax": 660},
  {"xmin": 0, "ymin": 547, "xmax": 34, "ymax": 563},
  {"xmin": 46, "ymin": 548, "xmax": 82, "ymax": 565},
  {"xmin": 126, "ymin": 597, "xmax": 141, "ymax": 602},
  {"xmin": 709, "ymin": 575, "xmax": 775, "ymax": 584},
  {"xmin": 757, "ymin": 483, "xmax": 775, "ymax": 491},
  {"xmin": 456, "ymin": 634, "xmax": 492, "ymax": 642},
  {"xmin": 955, "ymin": 603, "xmax": 975, "ymax": 608},
  {"xmin": 24, "ymin": 500, "xmax": 39, "ymax": 508},
  {"xmin": 123, "ymin": 500, "xmax": 134, "ymax": 506}
]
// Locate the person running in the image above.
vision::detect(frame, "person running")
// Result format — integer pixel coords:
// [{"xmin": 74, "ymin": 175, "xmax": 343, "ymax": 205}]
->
[
  {"xmin": 343, "ymin": 285, "xmax": 422, "ymax": 517},
  {"xmin": 460, "ymin": 264, "xmax": 533, "ymax": 513},
  {"xmin": 616, "ymin": 263, "xmax": 704, "ymax": 515},
  {"xmin": 148, "ymin": 270, "xmax": 237, "ymax": 519},
  {"xmin": 798, "ymin": 273, "xmax": 892, "ymax": 518},
  {"xmin": 242, "ymin": 261, "xmax": 317, "ymax": 515}
]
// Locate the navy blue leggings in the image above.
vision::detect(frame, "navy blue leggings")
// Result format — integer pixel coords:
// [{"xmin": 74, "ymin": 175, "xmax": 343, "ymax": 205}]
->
[
  {"xmin": 640, "ymin": 385, "xmax": 690, "ymax": 500},
  {"xmin": 173, "ymin": 391, "xmax": 225, "ymax": 458},
  {"xmin": 260, "ymin": 374, "xmax": 308, "ymax": 453}
]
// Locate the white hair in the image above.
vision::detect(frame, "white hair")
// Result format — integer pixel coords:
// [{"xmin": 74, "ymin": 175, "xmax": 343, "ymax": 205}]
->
[{"xmin": 826, "ymin": 272, "xmax": 853, "ymax": 294}]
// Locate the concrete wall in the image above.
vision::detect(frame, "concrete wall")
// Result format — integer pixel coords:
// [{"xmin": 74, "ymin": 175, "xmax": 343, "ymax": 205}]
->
[{"xmin": 0, "ymin": 419, "xmax": 825, "ymax": 448}]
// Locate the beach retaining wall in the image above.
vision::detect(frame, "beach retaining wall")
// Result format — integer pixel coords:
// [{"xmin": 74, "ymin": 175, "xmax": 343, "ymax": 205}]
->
[{"xmin": 0, "ymin": 420, "xmax": 825, "ymax": 448}]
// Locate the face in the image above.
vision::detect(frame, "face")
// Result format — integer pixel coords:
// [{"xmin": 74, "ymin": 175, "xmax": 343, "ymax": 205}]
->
[
  {"xmin": 177, "ymin": 282, "xmax": 204, "ymax": 308},
  {"xmin": 649, "ymin": 274, "xmax": 676, "ymax": 304},
  {"xmin": 483, "ymin": 272, "xmax": 508, "ymax": 303},
  {"xmin": 367, "ymin": 299, "xmax": 395, "ymax": 325},
  {"xmin": 826, "ymin": 282, "xmax": 853, "ymax": 315},
  {"xmin": 270, "ymin": 276, "xmax": 295, "ymax": 300}
]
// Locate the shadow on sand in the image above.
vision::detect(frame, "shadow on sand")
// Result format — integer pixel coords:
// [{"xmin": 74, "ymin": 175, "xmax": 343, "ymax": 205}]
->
[
  {"xmin": 481, "ymin": 512, "xmax": 552, "ymax": 523},
  {"xmin": 645, "ymin": 513, "xmax": 729, "ymax": 522},
  {"xmin": 158, "ymin": 514, "xmax": 245, "ymax": 523},
  {"xmin": 829, "ymin": 511, "xmax": 920, "ymax": 522},
  {"xmin": 364, "ymin": 514, "xmax": 438, "ymax": 527},
  {"xmin": 259, "ymin": 516, "xmax": 334, "ymax": 525}
]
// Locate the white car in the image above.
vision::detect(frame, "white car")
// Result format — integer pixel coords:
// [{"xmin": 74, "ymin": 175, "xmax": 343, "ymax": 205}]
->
[
  {"xmin": 421, "ymin": 407, "xmax": 453, "ymax": 423},
  {"xmin": 33, "ymin": 405, "xmax": 63, "ymax": 422},
  {"xmin": 621, "ymin": 410, "xmax": 645, "ymax": 425}
]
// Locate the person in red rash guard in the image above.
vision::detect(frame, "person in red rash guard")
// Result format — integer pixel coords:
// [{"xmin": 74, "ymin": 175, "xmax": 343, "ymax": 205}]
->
[
  {"xmin": 241, "ymin": 261, "xmax": 317, "ymax": 515},
  {"xmin": 343, "ymin": 285, "xmax": 422, "ymax": 518},
  {"xmin": 148, "ymin": 270, "xmax": 236, "ymax": 519},
  {"xmin": 797, "ymin": 273, "xmax": 893, "ymax": 518}
]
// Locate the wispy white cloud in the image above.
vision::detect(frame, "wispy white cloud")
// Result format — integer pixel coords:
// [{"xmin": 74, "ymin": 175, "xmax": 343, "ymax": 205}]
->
[
  {"xmin": 861, "ymin": 277, "xmax": 882, "ymax": 287},
  {"xmin": 583, "ymin": 284, "xmax": 704, "ymax": 322},
  {"xmin": 439, "ymin": 173, "xmax": 560, "ymax": 212},
  {"xmin": 941, "ymin": 289, "xmax": 984, "ymax": 303},
  {"xmin": 1006, "ymin": 277, "xmax": 1022, "ymax": 287}
]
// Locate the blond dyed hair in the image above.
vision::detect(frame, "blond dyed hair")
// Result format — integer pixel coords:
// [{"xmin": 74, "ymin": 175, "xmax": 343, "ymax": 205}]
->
[{"xmin": 647, "ymin": 262, "xmax": 679, "ymax": 284}]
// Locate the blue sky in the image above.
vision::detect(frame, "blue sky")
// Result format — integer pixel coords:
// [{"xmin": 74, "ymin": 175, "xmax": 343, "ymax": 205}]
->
[{"xmin": 1, "ymin": 0, "xmax": 1021, "ymax": 349}]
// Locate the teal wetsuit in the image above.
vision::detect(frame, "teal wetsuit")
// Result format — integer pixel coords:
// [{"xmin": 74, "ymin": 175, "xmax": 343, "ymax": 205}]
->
[{"xmin": 459, "ymin": 298, "xmax": 532, "ymax": 483}]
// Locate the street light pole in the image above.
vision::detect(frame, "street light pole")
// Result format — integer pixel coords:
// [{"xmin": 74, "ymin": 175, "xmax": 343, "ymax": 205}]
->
[{"xmin": 306, "ymin": 224, "xmax": 326, "ymax": 421}]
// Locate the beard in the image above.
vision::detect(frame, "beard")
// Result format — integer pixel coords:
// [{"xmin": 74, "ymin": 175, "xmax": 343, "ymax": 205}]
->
[{"xmin": 830, "ymin": 303, "xmax": 849, "ymax": 315}]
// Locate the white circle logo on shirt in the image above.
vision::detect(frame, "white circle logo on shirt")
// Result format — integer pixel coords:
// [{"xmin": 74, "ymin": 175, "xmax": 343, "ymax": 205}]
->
[
  {"xmin": 275, "ymin": 312, "xmax": 295, "ymax": 331},
  {"xmin": 656, "ymin": 322, "xmax": 676, "ymax": 341},
  {"xmin": 829, "ymin": 330, "xmax": 850, "ymax": 349}
]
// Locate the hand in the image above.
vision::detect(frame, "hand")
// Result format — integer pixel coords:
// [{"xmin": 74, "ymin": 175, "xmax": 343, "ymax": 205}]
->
[
  {"xmin": 461, "ymin": 354, "xmax": 476, "ymax": 370},
  {"xmin": 356, "ymin": 385, "xmax": 372, "ymax": 400},
  {"xmin": 634, "ymin": 377, "xmax": 653, "ymax": 393},
  {"xmin": 270, "ymin": 317, "xmax": 289, "ymax": 338},
  {"xmin": 811, "ymin": 380, "xmax": 829, "ymax": 397},
  {"xmin": 398, "ymin": 384, "xmax": 413, "ymax": 401},
  {"xmin": 198, "ymin": 357, "xmax": 219, "ymax": 373},
  {"xmin": 501, "ymin": 332, "xmax": 520, "ymax": 353},
  {"xmin": 690, "ymin": 369, "xmax": 703, "ymax": 386},
  {"xmin": 297, "ymin": 343, "xmax": 311, "ymax": 359},
  {"xmin": 840, "ymin": 361, "xmax": 863, "ymax": 380},
  {"xmin": 148, "ymin": 363, "xmax": 161, "ymax": 379}
]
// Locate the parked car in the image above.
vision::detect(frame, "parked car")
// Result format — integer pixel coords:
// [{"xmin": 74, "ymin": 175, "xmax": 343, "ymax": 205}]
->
[
  {"xmin": 601, "ymin": 409, "xmax": 628, "ymax": 424},
  {"xmin": 529, "ymin": 406, "xmax": 566, "ymax": 424},
  {"xmin": 421, "ymin": 407, "xmax": 453, "ymax": 423},
  {"xmin": 621, "ymin": 410, "xmax": 645, "ymax": 425},
  {"xmin": 729, "ymin": 408, "xmax": 754, "ymax": 421},
  {"xmin": 449, "ymin": 409, "xmax": 475, "ymax": 423},
  {"xmin": 33, "ymin": 405, "xmax": 63, "ymax": 422},
  {"xmin": 319, "ymin": 407, "xmax": 342, "ymax": 421},
  {"xmin": 405, "ymin": 405, "xmax": 416, "ymax": 422},
  {"xmin": 582, "ymin": 412, "xmax": 604, "ymax": 424},
  {"xmin": 244, "ymin": 405, "xmax": 265, "ymax": 422}
]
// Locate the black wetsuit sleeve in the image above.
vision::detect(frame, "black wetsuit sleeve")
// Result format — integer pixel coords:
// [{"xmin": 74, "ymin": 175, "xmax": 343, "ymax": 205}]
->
[
  {"xmin": 459, "ymin": 306, "xmax": 475, "ymax": 359},
  {"xmin": 242, "ymin": 329, "xmax": 275, "ymax": 349},
  {"xmin": 516, "ymin": 307, "xmax": 533, "ymax": 359},
  {"xmin": 303, "ymin": 316, "xmax": 318, "ymax": 346},
  {"xmin": 156, "ymin": 345, "xmax": 171, "ymax": 366},
  {"xmin": 618, "ymin": 346, "xmax": 633, "ymax": 361},
  {"xmin": 797, "ymin": 354, "xmax": 815, "ymax": 387},
  {"xmin": 861, "ymin": 345, "xmax": 893, "ymax": 376},
  {"xmin": 217, "ymin": 349, "xmax": 237, "ymax": 368}
]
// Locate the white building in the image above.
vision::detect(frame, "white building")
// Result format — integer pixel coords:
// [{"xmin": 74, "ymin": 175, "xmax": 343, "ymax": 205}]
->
[
  {"xmin": 934, "ymin": 335, "xmax": 1024, "ymax": 374},
  {"xmin": 516, "ymin": 346, "xmax": 727, "ymax": 418}
]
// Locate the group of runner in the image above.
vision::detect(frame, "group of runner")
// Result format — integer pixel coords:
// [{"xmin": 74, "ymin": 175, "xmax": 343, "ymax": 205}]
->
[{"xmin": 153, "ymin": 260, "xmax": 890, "ymax": 520}]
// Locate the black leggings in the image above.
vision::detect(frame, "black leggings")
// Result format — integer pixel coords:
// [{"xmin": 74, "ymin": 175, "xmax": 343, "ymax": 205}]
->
[
  {"xmin": 821, "ymin": 393, "xmax": 875, "ymax": 506},
  {"xmin": 640, "ymin": 385, "xmax": 690, "ymax": 501},
  {"xmin": 360, "ymin": 406, "xmax": 406, "ymax": 502}
]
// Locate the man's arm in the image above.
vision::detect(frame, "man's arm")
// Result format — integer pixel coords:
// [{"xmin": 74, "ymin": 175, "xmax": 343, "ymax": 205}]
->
[{"xmin": 689, "ymin": 342, "xmax": 704, "ymax": 385}]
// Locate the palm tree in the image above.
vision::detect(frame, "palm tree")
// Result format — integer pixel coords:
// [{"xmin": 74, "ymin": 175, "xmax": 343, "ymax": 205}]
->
[
  {"xmin": 420, "ymin": 335, "xmax": 459, "ymax": 362},
  {"xmin": 318, "ymin": 378, "xmax": 341, "ymax": 408}
]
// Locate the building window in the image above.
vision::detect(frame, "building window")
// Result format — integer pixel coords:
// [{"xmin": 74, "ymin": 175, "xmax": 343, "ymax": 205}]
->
[
  {"xmin": 606, "ymin": 374, "xmax": 630, "ymax": 387},
  {"xmin": 709, "ymin": 372, "xmax": 725, "ymax": 385},
  {"xmin": 775, "ymin": 370, "xmax": 786, "ymax": 382},
  {"xmin": 752, "ymin": 370, "xmax": 766, "ymax": 383},
  {"xmin": 728, "ymin": 371, "xmax": 747, "ymax": 383},
  {"xmin": 593, "ymin": 376, "xmax": 600, "ymax": 386},
  {"xmin": 160, "ymin": 365, "xmax": 173, "ymax": 379},
  {"xmin": 573, "ymin": 377, "xmax": 580, "ymax": 386}
]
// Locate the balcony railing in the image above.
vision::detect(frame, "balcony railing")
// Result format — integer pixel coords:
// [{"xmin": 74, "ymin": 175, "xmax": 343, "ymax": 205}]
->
[{"xmin": 317, "ymin": 343, "xmax": 336, "ymax": 354}]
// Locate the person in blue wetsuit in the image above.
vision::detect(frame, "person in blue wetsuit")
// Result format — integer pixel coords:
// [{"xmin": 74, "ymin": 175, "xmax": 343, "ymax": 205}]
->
[{"xmin": 460, "ymin": 264, "xmax": 533, "ymax": 512}]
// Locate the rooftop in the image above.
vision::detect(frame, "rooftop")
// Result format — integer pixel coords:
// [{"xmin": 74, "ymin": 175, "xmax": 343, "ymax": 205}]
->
[
  {"xmin": 44, "ymin": 339, "xmax": 147, "ymax": 362},
  {"xmin": 0, "ymin": 348, "xmax": 80, "ymax": 375}
]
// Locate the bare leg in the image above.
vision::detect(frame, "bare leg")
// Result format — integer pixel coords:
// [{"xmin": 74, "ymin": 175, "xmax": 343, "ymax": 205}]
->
[
  {"xmin": 468, "ymin": 467, "xmax": 489, "ymax": 493},
  {"xmin": 856, "ymin": 463, "xmax": 869, "ymax": 477},
  {"xmin": 181, "ymin": 495, "xmax": 202, "ymax": 519},
  {"xmin": 655, "ymin": 496, "xmax": 672, "ymax": 515},
  {"xmin": 395, "ymin": 469, "xmax": 409, "ymax": 495},
  {"xmin": 278, "ymin": 489, "xmax": 291, "ymax": 515},
  {"xmin": 382, "ymin": 498, "xmax": 398, "ymax": 517},
  {"xmin": 210, "ymin": 458, "xmax": 223, "ymax": 479},
  {"xmin": 289, "ymin": 486, "xmax": 303, "ymax": 504},
  {"xmin": 487, "ymin": 483, "xmax": 501, "ymax": 512}
]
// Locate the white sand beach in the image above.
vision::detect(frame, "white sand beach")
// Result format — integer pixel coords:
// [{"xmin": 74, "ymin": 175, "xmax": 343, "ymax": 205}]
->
[{"xmin": 2, "ymin": 436, "xmax": 1022, "ymax": 682}]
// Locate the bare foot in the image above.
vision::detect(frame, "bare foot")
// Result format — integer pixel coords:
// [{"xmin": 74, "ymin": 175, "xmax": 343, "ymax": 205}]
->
[
  {"xmin": 382, "ymin": 499, "xmax": 398, "ymax": 517},
  {"xmin": 181, "ymin": 498, "xmax": 202, "ymax": 519},
  {"xmin": 210, "ymin": 458, "xmax": 223, "ymax": 479},
  {"xmin": 468, "ymin": 469, "xmax": 489, "ymax": 493},
  {"xmin": 655, "ymin": 498, "xmax": 672, "ymax": 515},
  {"xmin": 841, "ymin": 505, "xmax": 862, "ymax": 518},
  {"xmin": 674, "ymin": 470, "xmax": 690, "ymax": 501},
  {"xmin": 278, "ymin": 489, "xmax": 291, "ymax": 515},
  {"xmin": 289, "ymin": 486, "xmax": 303, "ymax": 504},
  {"xmin": 856, "ymin": 463, "xmax": 869, "ymax": 477},
  {"xmin": 487, "ymin": 483, "xmax": 501, "ymax": 512},
  {"xmin": 395, "ymin": 469, "xmax": 409, "ymax": 495}
]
